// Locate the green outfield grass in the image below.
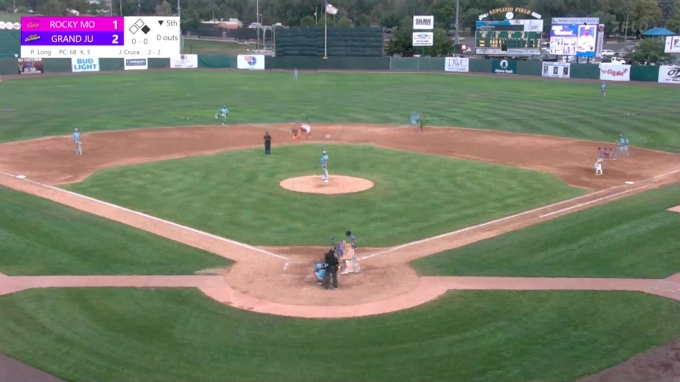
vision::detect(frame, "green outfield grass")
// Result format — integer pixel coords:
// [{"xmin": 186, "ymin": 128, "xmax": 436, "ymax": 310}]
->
[
  {"xmin": 413, "ymin": 185, "xmax": 680, "ymax": 279},
  {"xmin": 1, "ymin": 289, "xmax": 680, "ymax": 382},
  {"xmin": 1, "ymin": 71, "xmax": 679, "ymax": 152},
  {"xmin": 0, "ymin": 186, "xmax": 232, "ymax": 275},
  {"xmin": 65, "ymin": 144, "xmax": 581, "ymax": 247},
  {"xmin": 181, "ymin": 38, "xmax": 253, "ymax": 55}
]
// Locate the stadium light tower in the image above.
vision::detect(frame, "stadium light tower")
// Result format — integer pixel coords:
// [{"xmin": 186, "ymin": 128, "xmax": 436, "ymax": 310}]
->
[{"xmin": 455, "ymin": 0, "xmax": 460, "ymax": 52}]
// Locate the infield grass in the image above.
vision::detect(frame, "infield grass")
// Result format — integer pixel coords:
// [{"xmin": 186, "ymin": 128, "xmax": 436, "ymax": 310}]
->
[
  {"xmin": 0, "ymin": 186, "xmax": 232, "ymax": 275},
  {"xmin": 65, "ymin": 144, "xmax": 581, "ymax": 247},
  {"xmin": 413, "ymin": 185, "xmax": 680, "ymax": 279},
  {"xmin": 1, "ymin": 71, "xmax": 679, "ymax": 152},
  {"xmin": 1, "ymin": 289, "xmax": 680, "ymax": 381}
]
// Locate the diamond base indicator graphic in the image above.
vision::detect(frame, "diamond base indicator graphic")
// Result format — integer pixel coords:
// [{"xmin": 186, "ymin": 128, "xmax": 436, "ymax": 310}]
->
[{"xmin": 20, "ymin": 16, "xmax": 181, "ymax": 59}]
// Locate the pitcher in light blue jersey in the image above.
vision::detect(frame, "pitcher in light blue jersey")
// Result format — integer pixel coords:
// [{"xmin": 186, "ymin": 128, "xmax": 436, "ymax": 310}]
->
[
  {"xmin": 320, "ymin": 150, "xmax": 329, "ymax": 182},
  {"xmin": 72, "ymin": 128, "xmax": 83, "ymax": 155}
]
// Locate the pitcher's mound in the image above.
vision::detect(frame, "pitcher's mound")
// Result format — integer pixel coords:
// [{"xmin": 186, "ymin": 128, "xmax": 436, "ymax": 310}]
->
[{"xmin": 280, "ymin": 175, "xmax": 374, "ymax": 195}]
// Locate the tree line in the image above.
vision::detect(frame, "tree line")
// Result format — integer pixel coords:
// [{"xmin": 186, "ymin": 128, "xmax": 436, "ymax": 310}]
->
[{"xmin": 2, "ymin": 0, "xmax": 678, "ymax": 34}]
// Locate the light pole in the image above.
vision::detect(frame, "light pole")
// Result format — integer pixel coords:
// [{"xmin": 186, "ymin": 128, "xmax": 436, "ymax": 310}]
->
[
  {"xmin": 454, "ymin": 0, "xmax": 460, "ymax": 54},
  {"xmin": 119, "ymin": 0, "xmax": 122, "ymax": 16},
  {"xmin": 178, "ymin": 0, "xmax": 183, "ymax": 49}
]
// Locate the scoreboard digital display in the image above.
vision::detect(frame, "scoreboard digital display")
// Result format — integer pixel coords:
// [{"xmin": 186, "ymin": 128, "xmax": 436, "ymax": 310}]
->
[
  {"xmin": 20, "ymin": 16, "xmax": 181, "ymax": 59},
  {"xmin": 549, "ymin": 24, "xmax": 598, "ymax": 57},
  {"xmin": 475, "ymin": 20, "xmax": 543, "ymax": 55}
]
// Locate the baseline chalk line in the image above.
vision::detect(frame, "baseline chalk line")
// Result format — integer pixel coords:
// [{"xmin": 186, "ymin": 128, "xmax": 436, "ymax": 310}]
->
[{"xmin": 0, "ymin": 171, "xmax": 289, "ymax": 261}]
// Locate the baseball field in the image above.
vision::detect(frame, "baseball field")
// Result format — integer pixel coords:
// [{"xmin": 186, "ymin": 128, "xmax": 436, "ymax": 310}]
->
[{"xmin": 1, "ymin": 70, "xmax": 680, "ymax": 382}]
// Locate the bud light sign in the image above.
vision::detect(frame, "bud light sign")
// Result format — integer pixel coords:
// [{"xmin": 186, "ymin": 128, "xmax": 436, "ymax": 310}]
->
[
  {"xmin": 237, "ymin": 54, "xmax": 265, "ymax": 70},
  {"xmin": 71, "ymin": 57, "xmax": 99, "ymax": 72}
]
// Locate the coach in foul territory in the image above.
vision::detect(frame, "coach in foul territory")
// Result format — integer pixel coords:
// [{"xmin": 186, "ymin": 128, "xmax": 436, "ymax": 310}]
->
[{"xmin": 264, "ymin": 131, "xmax": 272, "ymax": 155}]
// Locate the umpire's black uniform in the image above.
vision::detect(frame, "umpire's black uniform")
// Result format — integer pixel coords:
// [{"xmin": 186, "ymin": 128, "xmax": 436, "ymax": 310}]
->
[
  {"xmin": 323, "ymin": 249, "xmax": 339, "ymax": 290},
  {"xmin": 264, "ymin": 132, "xmax": 272, "ymax": 154}
]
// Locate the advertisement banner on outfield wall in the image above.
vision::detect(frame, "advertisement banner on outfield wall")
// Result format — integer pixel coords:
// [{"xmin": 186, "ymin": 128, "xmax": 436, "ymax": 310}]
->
[
  {"xmin": 492, "ymin": 59, "xmax": 516, "ymax": 74},
  {"xmin": 444, "ymin": 57, "xmax": 469, "ymax": 72},
  {"xmin": 542, "ymin": 62, "xmax": 570, "ymax": 78},
  {"xmin": 237, "ymin": 55, "xmax": 265, "ymax": 70},
  {"xmin": 71, "ymin": 58, "xmax": 99, "ymax": 72},
  {"xmin": 599, "ymin": 63, "xmax": 630, "ymax": 81},
  {"xmin": 17, "ymin": 58, "xmax": 43, "ymax": 75},
  {"xmin": 658, "ymin": 66, "xmax": 680, "ymax": 84},
  {"xmin": 170, "ymin": 54, "xmax": 198, "ymax": 69},
  {"xmin": 124, "ymin": 58, "xmax": 148, "ymax": 70}
]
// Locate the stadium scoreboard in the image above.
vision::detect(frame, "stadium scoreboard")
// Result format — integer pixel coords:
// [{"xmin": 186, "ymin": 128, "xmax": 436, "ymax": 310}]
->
[
  {"xmin": 475, "ymin": 20, "xmax": 543, "ymax": 55},
  {"xmin": 20, "ymin": 16, "xmax": 181, "ymax": 59}
]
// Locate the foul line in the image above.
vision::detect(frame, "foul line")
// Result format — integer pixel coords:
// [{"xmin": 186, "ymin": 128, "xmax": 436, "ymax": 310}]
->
[
  {"xmin": 647, "ymin": 169, "xmax": 680, "ymax": 180},
  {"xmin": 539, "ymin": 186, "xmax": 647, "ymax": 218},
  {"xmin": 360, "ymin": 168, "xmax": 680, "ymax": 261},
  {"xmin": 0, "ymin": 171, "xmax": 289, "ymax": 261},
  {"xmin": 358, "ymin": 188, "xmax": 618, "ymax": 261}
]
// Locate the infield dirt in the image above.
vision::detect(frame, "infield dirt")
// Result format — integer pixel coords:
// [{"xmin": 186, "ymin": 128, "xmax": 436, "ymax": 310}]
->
[
  {"xmin": 1, "ymin": 122, "xmax": 679, "ymax": 308},
  {"xmin": 1, "ymin": 123, "xmax": 680, "ymax": 381}
]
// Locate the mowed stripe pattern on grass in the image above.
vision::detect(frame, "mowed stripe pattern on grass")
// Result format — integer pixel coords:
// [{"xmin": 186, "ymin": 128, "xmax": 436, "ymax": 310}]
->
[
  {"xmin": 413, "ymin": 184, "xmax": 680, "ymax": 279},
  {"xmin": 0, "ymin": 72, "xmax": 678, "ymax": 152},
  {"xmin": 2, "ymin": 289, "xmax": 680, "ymax": 382},
  {"xmin": 66, "ymin": 144, "xmax": 582, "ymax": 246},
  {"xmin": 0, "ymin": 186, "xmax": 232, "ymax": 276}
]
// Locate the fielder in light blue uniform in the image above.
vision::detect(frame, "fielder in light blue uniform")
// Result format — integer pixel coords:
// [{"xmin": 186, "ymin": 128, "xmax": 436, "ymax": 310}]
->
[
  {"xmin": 216, "ymin": 106, "xmax": 228, "ymax": 123},
  {"xmin": 613, "ymin": 134, "xmax": 626, "ymax": 160},
  {"xmin": 293, "ymin": 67, "xmax": 298, "ymax": 81},
  {"xmin": 72, "ymin": 128, "xmax": 83, "ymax": 155},
  {"xmin": 601, "ymin": 82, "xmax": 606, "ymax": 97},
  {"xmin": 320, "ymin": 151, "xmax": 329, "ymax": 182}
]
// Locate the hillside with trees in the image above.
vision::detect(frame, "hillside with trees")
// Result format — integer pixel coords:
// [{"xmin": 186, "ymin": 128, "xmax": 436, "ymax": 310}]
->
[{"xmin": 1, "ymin": 0, "xmax": 678, "ymax": 35}]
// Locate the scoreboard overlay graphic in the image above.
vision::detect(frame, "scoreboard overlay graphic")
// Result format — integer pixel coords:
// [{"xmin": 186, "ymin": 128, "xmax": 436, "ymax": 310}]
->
[{"xmin": 20, "ymin": 16, "xmax": 181, "ymax": 59}]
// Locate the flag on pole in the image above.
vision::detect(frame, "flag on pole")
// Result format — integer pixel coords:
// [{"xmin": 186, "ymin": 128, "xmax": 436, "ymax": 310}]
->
[{"xmin": 325, "ymin": 2, "xmax": 338, "ymax": 15}]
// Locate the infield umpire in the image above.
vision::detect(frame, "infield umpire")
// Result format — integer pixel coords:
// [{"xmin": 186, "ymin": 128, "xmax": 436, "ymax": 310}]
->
[
  {"xmin": 264, "ymin": 131, "xmax": 272, "ymax": 154},
  {"xmin": 323, "ymin": 247, "xmax": 339, "ymax": 290}
]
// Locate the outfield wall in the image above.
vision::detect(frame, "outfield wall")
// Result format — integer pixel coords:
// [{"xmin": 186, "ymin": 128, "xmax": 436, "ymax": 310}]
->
[{"xmin": 0, "ymin": 56, "xmax": 675, "ymax": 84}]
